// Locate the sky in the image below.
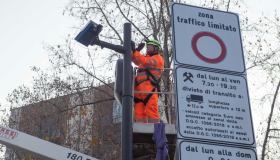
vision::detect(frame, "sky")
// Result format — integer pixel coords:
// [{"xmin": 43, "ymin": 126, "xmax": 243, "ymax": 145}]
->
[
  {"xmin": 0, "ymin": 0, "xmax": 76, "ymax": 105},
  {"xmin": 0, "ymin": 0, "xmax": 279, "ymax": 106}
]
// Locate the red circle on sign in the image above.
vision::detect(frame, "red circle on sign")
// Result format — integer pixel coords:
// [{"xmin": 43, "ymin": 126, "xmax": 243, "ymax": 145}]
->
[{"xmin": 191, "ymin": 31, "xmax": 226, "ymax": 64}]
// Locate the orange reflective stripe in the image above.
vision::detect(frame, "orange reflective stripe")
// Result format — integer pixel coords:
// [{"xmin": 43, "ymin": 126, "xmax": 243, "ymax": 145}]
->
[
  {"xmin": 132, "ymin": 51, "xmax": 164, "ymax": 68},
  {"xmin": 147, "ymin": 60, "xmax": 151, "ymax": 66},
  {"xmin": 136, "ymin": 68, "xmax": 161, "ymax": 79},
  {"xmin": 135, "ymin": 79, "xmax": 147, "ymax": 86},
  {"xmin": 134, "ymin": 58, "xmax": 140, "ymax": 64},
  {"xmin": 134, "ymin": 54, "xmax": 164, "ymax": 87},
  {"xmin": 153, "ymin": 75, "xmax": 161, "ymax": 80},
  {"xmin": 150, "ymin": 69, "xmax": 162, "ymax": 74},
  {"xmin": 150, "ymin": 69, "xmax": 162, "ymax": 79},
  {"xmin": 152, "ymin": 59, "xmax": 157, "ymax": 66},
  {"xmin": 135, "ymin": 74, "xmax": 148, "ymax": 85},
  {"xmin": 137, "ymin": 72, "xmax": 147, "ymax": 76},
  {"xmin": 147, "ymin": 58, "xmax": 157, "ymax": 67},
  {"xmin": 136, "ymin": 68, "xmax": 162, "ymax": 81}
]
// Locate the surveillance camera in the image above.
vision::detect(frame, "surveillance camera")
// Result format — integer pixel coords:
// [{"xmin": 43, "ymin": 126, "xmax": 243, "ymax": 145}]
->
[{"xmin": 75, "ymin": 20, "xmax": 103, "ymax": 47}]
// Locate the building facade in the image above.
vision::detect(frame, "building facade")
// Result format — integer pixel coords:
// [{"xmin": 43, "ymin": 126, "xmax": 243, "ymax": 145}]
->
[{"xmin": 6, "ymin": 85, "xmax": 122, "ymax": 160}]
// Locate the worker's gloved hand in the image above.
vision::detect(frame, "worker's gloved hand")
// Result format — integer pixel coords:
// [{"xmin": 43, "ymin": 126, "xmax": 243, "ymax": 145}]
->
[
  {"xmin": 136, "ymin": 43, "xmax": 145, "ymax": 51},
  {"xmin": 131, "ymin": 41, "xmax": 136, "ymax": 52}
]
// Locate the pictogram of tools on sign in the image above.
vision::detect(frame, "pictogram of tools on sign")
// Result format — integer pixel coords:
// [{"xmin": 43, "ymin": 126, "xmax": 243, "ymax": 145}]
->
[{"xmin": 183, "ymin": 72, "xmax": 194, "ymax": 83}]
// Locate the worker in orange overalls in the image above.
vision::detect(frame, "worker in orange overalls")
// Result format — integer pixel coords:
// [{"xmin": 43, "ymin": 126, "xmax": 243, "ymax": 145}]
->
[{"xmin": 131, "ymin": 39, "xmax": 164, "ymax": 123}]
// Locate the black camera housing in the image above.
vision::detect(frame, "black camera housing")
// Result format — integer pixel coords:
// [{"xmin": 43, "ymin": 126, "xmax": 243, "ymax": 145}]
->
[{"xmin": 75, "ymin": 20, "xmax": 103, "ymax": 47}]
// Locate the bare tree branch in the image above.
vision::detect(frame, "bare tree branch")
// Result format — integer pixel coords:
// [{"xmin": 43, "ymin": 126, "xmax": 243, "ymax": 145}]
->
[
  {"xmin": 94, "ymin": 0, "xmax": 123, "ymax": 43},
  {"xmin": 157, "ymin": 0, "xmax": 163, "ymax": 35},
  {"xmin": 270, "ymin": 128, "xmax": 280, "ymax": 131},
  {"xmin": 268, "ymin": 136, "xmax": 280, "ymax": 139},
  {"xmin": 160, "ymin": 0, "xmax": 170, "ymax": 68},
  {"xmin": 261, "ymin": 80, "xmax": 280, "ymax": 160},
  {"xmin": 124, "ymin": 1, "xmax": 149, "ymax": 19},
  {"xmin": 165, "ymin": 0, "xmax": 171, "ymax": 18},
  {"xmin": 115, "ymin": 0, "xmax": 148, "ymax": 40},
  {"xmin": 226, "ymin": 0, "xmax": 231, "ymax": 12},
  {"xmin": 147, "ymin": 0, "xmax": 158, "ymax": 39},
  {"xmin": 60, "ymin": 97, "xmax": 115, "ymax": 113},
  {"xmin": 69, "ymin": 61, "xmax": 113, "ymax": 90},
  {"xmin": 143, "ymin": 2, "xmax": 154, "ymax": 39}
]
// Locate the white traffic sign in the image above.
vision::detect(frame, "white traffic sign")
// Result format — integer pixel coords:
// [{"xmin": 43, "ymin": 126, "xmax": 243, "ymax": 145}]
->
[
  {"xmin": 178, "ymin": 141, "xmax": 257, "ymax": 160},
  {"xmin": 175, "ymin": 67, "xmax": 255, "ymax": 145},
  {"xmin": 0, "ymin": 125, "xmax": 97, "ymax": 160},
  {"xmin": 172, "ymin": 3, "xmax": 245, "ymax": 73}
]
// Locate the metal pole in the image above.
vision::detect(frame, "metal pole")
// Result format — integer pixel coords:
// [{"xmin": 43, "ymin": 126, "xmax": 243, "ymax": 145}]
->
[
  {"xmin": 94, "ymin": 40, "xmax": 124, "ymax": 53},
  {"xmin": 122, "ymin": 23, "xmax": 132, "ymax": 160}
]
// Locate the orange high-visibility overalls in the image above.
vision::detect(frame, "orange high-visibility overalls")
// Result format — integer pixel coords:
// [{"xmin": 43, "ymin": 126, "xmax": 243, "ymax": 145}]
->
[{"xmin": 132, "ymin": 50, "xmax": 164, "ymax": 122}]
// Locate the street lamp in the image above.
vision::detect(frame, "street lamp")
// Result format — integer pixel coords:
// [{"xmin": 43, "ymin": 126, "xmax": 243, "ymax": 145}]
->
[{"xmin": 75, "ymin": 21, "xmax": 133, "ymax": 160}]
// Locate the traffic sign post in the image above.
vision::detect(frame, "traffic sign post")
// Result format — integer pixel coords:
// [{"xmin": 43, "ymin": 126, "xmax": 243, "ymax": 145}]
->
[
  {"xmin": 171, "ymin": 3, "xmax": 256, "ymax": 160},
  {"xmin": 0, "ymin": 125, "xmax": 97, "ymax": 160},
  {"xmin": 178, "ymin": 141, "xmax": 257, "ymax": 160},
  {"xmin": 175, "ymin": 68, "xmax": 255, "ymax": 145},
  {"xmin": 172, "ymin": 3, "xmax": 246, "ymax": 73}
]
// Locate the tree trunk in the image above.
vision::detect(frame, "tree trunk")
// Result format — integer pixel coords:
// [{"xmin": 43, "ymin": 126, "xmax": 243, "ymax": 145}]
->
[{"xmin": 261, "ymin": 80, "xmax": 280, "ymax": 160}]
